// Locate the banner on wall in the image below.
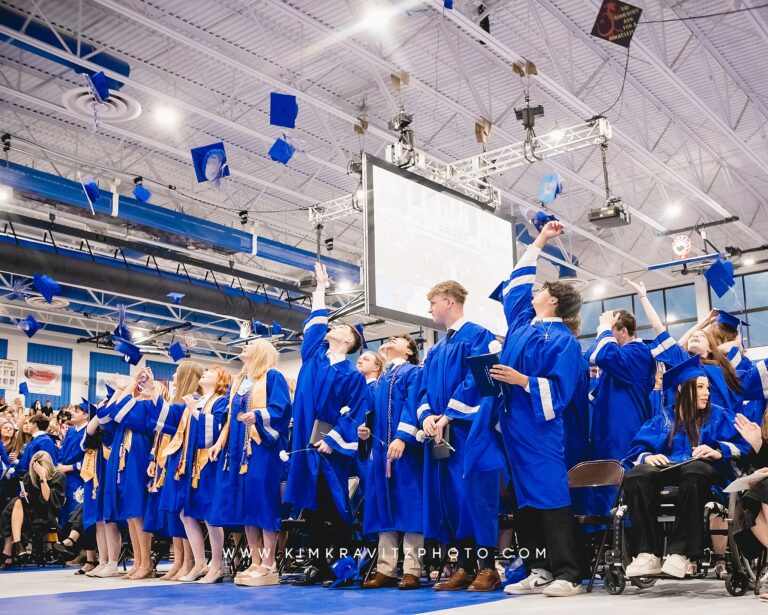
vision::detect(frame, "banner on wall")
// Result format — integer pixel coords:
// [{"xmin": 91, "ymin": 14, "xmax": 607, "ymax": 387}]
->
[
  {"xmin": 21, "ymin": 362, "xmax": 62, "ymax": 396},
  {"xmin": 0, "ymin": 359, "xmax": 19, "ymax": 390}
]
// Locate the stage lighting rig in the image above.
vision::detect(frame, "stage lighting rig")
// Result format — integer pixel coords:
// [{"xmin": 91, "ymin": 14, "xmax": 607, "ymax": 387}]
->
[
  {"xmin": 238, "ymin": 210, "xmax": 249, "ymax": 225},
  {"xmin": 387, "ymin": 107, "xmax": 415, "ymax": 168},
  {"xmin": 588, "ymin": 141, "xmax": 630, "ymax": 228}
]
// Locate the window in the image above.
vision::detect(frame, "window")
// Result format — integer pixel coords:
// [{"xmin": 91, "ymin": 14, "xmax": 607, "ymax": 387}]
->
[
  {"xmin": 708, "ymin": 270, "xmax": 768, "ymax": 348},
  {"xmin": 578, "ymin": 284, "xmax": 697, "ymax": 345}
]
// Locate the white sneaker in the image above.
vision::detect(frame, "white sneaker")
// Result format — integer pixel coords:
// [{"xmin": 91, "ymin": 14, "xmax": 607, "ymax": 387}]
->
[
  {"xmin": 542, "ymin": 579, "xmax": 585, "ymax": 597},
  {"xmin": 625, "ymin": 553, "xmax": 662, "ymax": 577},
  {"xmin": 504, "ymin": 568, "xmax": 553, "ymax": 594},
  {"xmin": 661, "ymin": 554, "xmax": 690, "ymax": 579},
  {"xmin": 85, "ymin": 563, "xmax": 106, "ymax": 577},
  {"xmin": 93, "ymin": 562, "xmax": 120, "ymax": 578}
]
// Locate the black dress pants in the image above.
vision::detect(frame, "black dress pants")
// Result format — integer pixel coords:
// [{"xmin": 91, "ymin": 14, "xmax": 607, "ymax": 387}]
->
[
  {"xmin": 623, "ymin": 460, "xmax": 719, "ymax": 559},
  {"xmin": 516, "ymin": 505, "xmax": 582, "ymax": 582}
]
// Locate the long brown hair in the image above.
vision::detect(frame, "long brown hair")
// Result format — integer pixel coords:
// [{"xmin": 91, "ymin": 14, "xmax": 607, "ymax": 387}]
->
[
  {"xmin": 172, "ymin": 361, "xmax": 203, "ymax": 403},
  {"xmin": 698, "ymin": 330, "xmax": 742, "ymax": 394},
  {"xmin": 668, "ymin": 378, "xmax": 710, "ymax": 449}
]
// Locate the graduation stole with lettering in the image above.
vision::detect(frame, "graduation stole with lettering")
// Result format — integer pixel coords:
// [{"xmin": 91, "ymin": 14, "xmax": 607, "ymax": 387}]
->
[
  {"xmin": 226, "ymin": 373, "xmax": 266, "ymax": 475},
  {"xmin": 191, "ymin": 394, "xmax": 223, "ymax": 488},
  {"xmin": 80, "ymin": 448, "xmax": 98, "ymax": 497}
]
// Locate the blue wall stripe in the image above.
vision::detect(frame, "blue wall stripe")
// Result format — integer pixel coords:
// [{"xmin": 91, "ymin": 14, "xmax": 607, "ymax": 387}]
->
[
  {"xmin": 146, "ymin": 360, "xmax": 176, "ymax": 387},
  {"xmin": 0, "ymin": 338, "xmax": 8, "ymax": 398},
  {"xmin": 25, "ymin": 343, "xmax": 73, "ymax": 409},
  {"xmin": 88, "ymin": 352, "xmax": 131, "ymax": 402}
]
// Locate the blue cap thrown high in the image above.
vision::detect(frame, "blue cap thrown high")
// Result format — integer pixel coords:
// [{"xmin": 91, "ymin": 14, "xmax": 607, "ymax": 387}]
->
[
  {"xmin": 715, "ymin": 310, "xmax": 749, "ymax": 331},
  {"xmin": 114, "ymin": 338, "xmax": 142, "ymax": 366},
  {"xmin": 168, "ymin": 341, "xmax": 186, "ymax": 362},
  {"xmin": 17, "ymin": 314, "xmax": 42, "ymax": 338},
  {"xmin": 662, "ymin": 355, "xmax": 707, "ymax": 391},
  {"xmin": 191, "ymin": 142, "xmax": 230, "ymax": 184},
  {"xmin": 33, "ymin": 272, "xmax": 61, "ymax": 304},
  {"xmin": 270, "ymin": 93, "xmax": 299, "ymax": 129},
  {"xmin": 704, "ymin": 257, "xmax": 735, "ymax": 298},
  {"xmin": 268, "ymin": 137, "xmax": 295, "ymax": 165}
]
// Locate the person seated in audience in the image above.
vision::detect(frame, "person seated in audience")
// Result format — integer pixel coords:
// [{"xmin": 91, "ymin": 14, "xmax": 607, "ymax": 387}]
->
[
  {"xmin": 0, "ymin": 397, "xmax": 7, "ymax": 414},
  {"xmin": 42, "ymin": 400, "xmax": 54, "ymax": 417},
  {"xmin": 31, "ymin": 400, "xmax": 43, "ymax": 415},
  {"xmin": 0, "ymin": 451, "xmax": 66, "ymax": 567},
  {"xmin": 15, "ymin": 415, "xmax": 57, "ymax": 474},
  {"xmin": 623, "ymin": 356, "xmax": 746, "ymax": 579}
]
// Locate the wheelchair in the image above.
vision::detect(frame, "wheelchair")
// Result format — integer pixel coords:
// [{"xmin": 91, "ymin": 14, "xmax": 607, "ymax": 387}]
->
[
  {"xmin": 724, "ymin": 490, "xmax": 768, "ymax": 596},
  {"xmin": 601, "ymin": 481, "xmax": 730, "ymax": 595}
]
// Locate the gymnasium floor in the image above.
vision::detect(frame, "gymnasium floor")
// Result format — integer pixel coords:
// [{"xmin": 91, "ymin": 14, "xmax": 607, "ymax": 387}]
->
[{"xmin": 0, "ymin": 568, "xmax": 759, "ymax": 614}]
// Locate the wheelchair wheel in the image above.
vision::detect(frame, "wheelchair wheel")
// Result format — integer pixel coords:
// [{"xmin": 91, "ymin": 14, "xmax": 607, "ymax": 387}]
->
[
  {"xmin": 604, "ymin": 568, "xmax": 626, "ymax": 595},
  {"xmin": 725, "ymin": 572, "xmax": 749, "ymax": 596},
  {"xmin": 630, "ymin": 576, "xmax": 657, "ymax": 589}
]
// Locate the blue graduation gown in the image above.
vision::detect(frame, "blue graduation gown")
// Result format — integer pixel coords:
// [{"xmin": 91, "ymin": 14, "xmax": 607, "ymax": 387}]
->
[
  {"xmin": 284, "ymin": 308, "xmax": 367, "ymax": 523},
  {"xmin": 588, "ymin": 329, "xmax": 655, "ymax": 463},
  {"xmin": 363, "ymin": 362, "xmax": 423, "ymax": 535},
  {"xmin": 473, "ymin": 243, "xmax": 580, "ymax": 511},
  {"xmin": 81, "ymin": 405, "xmax": 116, "ymax": 529},
  {"xmin": 142, "ymin": 431, "xmax": 185, "ymax": 538},
  {"xmin": 102, "ymin": 396, "xmax": 154, "ymax": 522},
  {"xmin": 623, "ymin": 405, "xmax": 749, "ymax": 480},
  {"xmin": 17, "ymin": 432, "xmax": 58, "ymax": 473},
  {"xmin": 563, "ymin": 359, "xmax": 591, "ymax": 471},
  {"xmin": 58, "ymin": 424, "xmax": 86, "ymax": 524},
  {"xmin": 209, "ymin": 370, "xmax": 291, "ymax": 530},
  {"xmin": 419, "ymin": 319, "xmax": 500, "ymax": 546},
  {"xmin": 153, "ymin": 395, "xmax": 229, "ymax": 521}
]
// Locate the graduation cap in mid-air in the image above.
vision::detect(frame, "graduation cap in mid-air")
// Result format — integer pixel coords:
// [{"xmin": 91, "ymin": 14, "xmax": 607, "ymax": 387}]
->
[
  {"xmin": 168, "ymin": 341, "xmax": 186, "ymax": 363},
  {"xmin": 272, "ymin": 320, "xmax": 283, "ymax": 337},
  {"xmin": 715, "ymin": 310, "xmax": 749, "ymax": 331},
  {"xmin": 591, "ymin": 0, "xmax": 642, "ymax": 49},
  {"xmin": 85, "ymin": 71, "xmax": 110, "ymax": 104},
  {"xmin": 114, "ymin": 338, "xmax": 143, "ymax": 365},
  {"xmin": 80, "ymin": 177, "xmax": 101, "ymax": 215},
  {"xmin": 18, "ymin": 382, "xmax": 30, "ymax": 396},
  {"xmin": 532, "ymin": 211, "xmax": 558, "ymax": 233},
  {"xmin": 17, "ymin": 314, "xmax": 42, "ymax": 338},
  {"xmin": 704, "ymin": 257, "xmax": 735, "ymax": 298},
  {"xmin": 270, "ymin": 93, "xmax": 299, "ymax": 129},
  {"xmin": 33, "ymin": 273, "xmax": 61, "ymax": 304},
  {"xmin": 105, "ymin": 383, "xmax": 116, "ymax": 399},
  {"xmin": 538, "ymin": 174, "xmax": 562, "ymax": 205},
  {"xmin": 133, "ymin": 183, "xmax": 152, "ymax": 203},
  {"xmin": 191, "ymin": 142, "xmax": 230, "ymax": 184},
  {"xmin": 167, "ymin": 292, "xmax": 185, "ymax": 305},
  {"xmin": 662, "ymin": 355, "xmax": 707, "ymax": 391},
  {"xmin": 268, "ymin": 137, "xmax": 295, "ymax": 165},
  {"xmin": 251, "ymin": 320, "xmax": 270, "ymax": 336}
]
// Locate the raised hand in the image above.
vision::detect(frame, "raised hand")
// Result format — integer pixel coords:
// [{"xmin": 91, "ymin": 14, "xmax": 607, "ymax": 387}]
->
[
  {"xmin": 314, "ymin": 261, "xmax": 330, "ymax": 292},
  {"xmin": 624, "ymin": 278, "xmax": 646, "ymax": 298}
]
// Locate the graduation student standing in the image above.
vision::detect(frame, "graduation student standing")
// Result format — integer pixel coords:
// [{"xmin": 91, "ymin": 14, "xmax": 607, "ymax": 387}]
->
[
  {"xmin": 418, "ymin": 279, "xmax": 501, "ymax": 592},
  {"xmin": 358, "ymin": 334, "xmax": 423, "ymax": 590},
  {"xmin": 284, "ymin": 260, "xmax": 368, "ymax": 585},
  {"xmin": 486, "ymin": 220, "xmax": 585, "ymax": 598}
]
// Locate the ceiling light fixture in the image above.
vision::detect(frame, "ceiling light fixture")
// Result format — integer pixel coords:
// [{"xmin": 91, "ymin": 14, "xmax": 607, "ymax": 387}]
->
[{"xmin": 154, "ymin": 106, "xmax": 179, "ymax": 127}]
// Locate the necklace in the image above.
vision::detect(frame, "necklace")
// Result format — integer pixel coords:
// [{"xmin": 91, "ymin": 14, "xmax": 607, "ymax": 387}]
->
[{"xmin": 538, "ymin": 319, "xmax": 556, "ymax": 341}]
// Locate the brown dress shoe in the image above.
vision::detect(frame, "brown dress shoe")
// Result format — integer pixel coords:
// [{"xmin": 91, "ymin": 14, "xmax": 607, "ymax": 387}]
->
[
  {"xmin": 433, "ymin": 568, "xmax": 475, "ymax": 591},
  {"xmin": 398, "ymin": 574, "xmax": 421, "ymax": 590},
  {"xmin": 467, "ymin": 567, "xmax": 501, "ymax": 592},
  {"xmin": 362, "ymin": 571, "xmax": 398, "ymax": 589}
]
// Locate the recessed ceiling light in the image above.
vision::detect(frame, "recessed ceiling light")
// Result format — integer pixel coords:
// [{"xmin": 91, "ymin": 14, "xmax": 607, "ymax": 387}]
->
[
  {"xmin": 0, "ymin": 185, "xmax": 12, "ymax": 202},
  {"xmin": 155, "ymin": 106, "xmax": 179, "ymax": 127},
  {"xmin": 743, "ymin": 257, "xmax": 755, "ymax": 267}
]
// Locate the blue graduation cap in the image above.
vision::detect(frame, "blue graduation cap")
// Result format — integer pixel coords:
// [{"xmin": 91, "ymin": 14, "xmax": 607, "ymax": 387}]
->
[
  {"xmin": 105, "ymin": 383, "xmax": 115, "ymax": 399},
  {"xmin": 715, "ymin": 310, "xmax": 749, "ymax": 331},
  {"xmin": 33, "ymin": 272, "xmax": 61, "ymax": 303},
  {"xmin": 191, "ymin": 142, "xmax": 230, "ymax": 184},
  {"xmin": 17, "ymin": 314, "xmax": 42, "ymax": 338},
  {"xmin": 81, "ymin": 178, "xmax": 101, "ymax": 214},
  {"xmin": 133, "ymin": 183, "xmax": 152, "ymax": 202},
  {"xmin": 85, "ymin": 71, "xmax": 110, "ymax": 104},
  {"xmin": 114, "ymin": 337, "xmax": 143, "ymax": 365},
  {"xmin": 79, "ymin": 397, "xmax": 98, "ymax": 418},
  {"xmin": 18, "ymin": 382, "xmax": 29, "ymax": 396},
  {"xmin": 251, "ymin": 320, "xmax": 270, "ymax": 336},
  {"xmin": 168, "ymin": 341, "xmax": 186, "ymax": 362},
  {"xmin": 270, "ymin": 93, "xmax": 299, "ymax": 129},
  {"xmin": 113, "ymin": 304, "xmax": 131, "ymax": 342},
  {"xmin": 353, "ymin": 323, "xmax": 368, "ymax": 350},
  {"xmin": 704, "ymin": 257, "xmax": 735, "ymax": 298},
  {"xmin": 444, "ymin": 0, "xmax": 453, "ymax": 8},
  {"xmin": 268, "ymin": 137, "xmax": 295, "ymax": 165},
  {"xmin": 272, "ymin": 320, "xmax": 283, "ymax": 337},
  {"xmin": 489, "ymin": 281, "xmax": 504, "ymax": 304},
  {"xmin": 167, "ymin": 292, "xmax": 185, "ymax": 305},
  {"xmin": 662, "ymin": 355, "xmax": 706, "ymax": 391},
  {"xmin": 538, "ymin": 173, "xmax": 562, "ymax": 205},
  {"xmin": 532, "ymin": 211, "xmax": 558, "ymax": 233}
]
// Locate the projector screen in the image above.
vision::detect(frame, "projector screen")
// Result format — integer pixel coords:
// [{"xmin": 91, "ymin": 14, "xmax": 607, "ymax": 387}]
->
[{"xmin": 363, "ymin": 155, "xmax": 514, "ymax": 335}]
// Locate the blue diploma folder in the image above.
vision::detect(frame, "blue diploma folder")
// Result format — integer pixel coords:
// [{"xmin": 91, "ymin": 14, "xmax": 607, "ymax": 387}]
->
[{"xmin": 467, "ymin": 353, "xmax": 502, "ymax": 397}]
